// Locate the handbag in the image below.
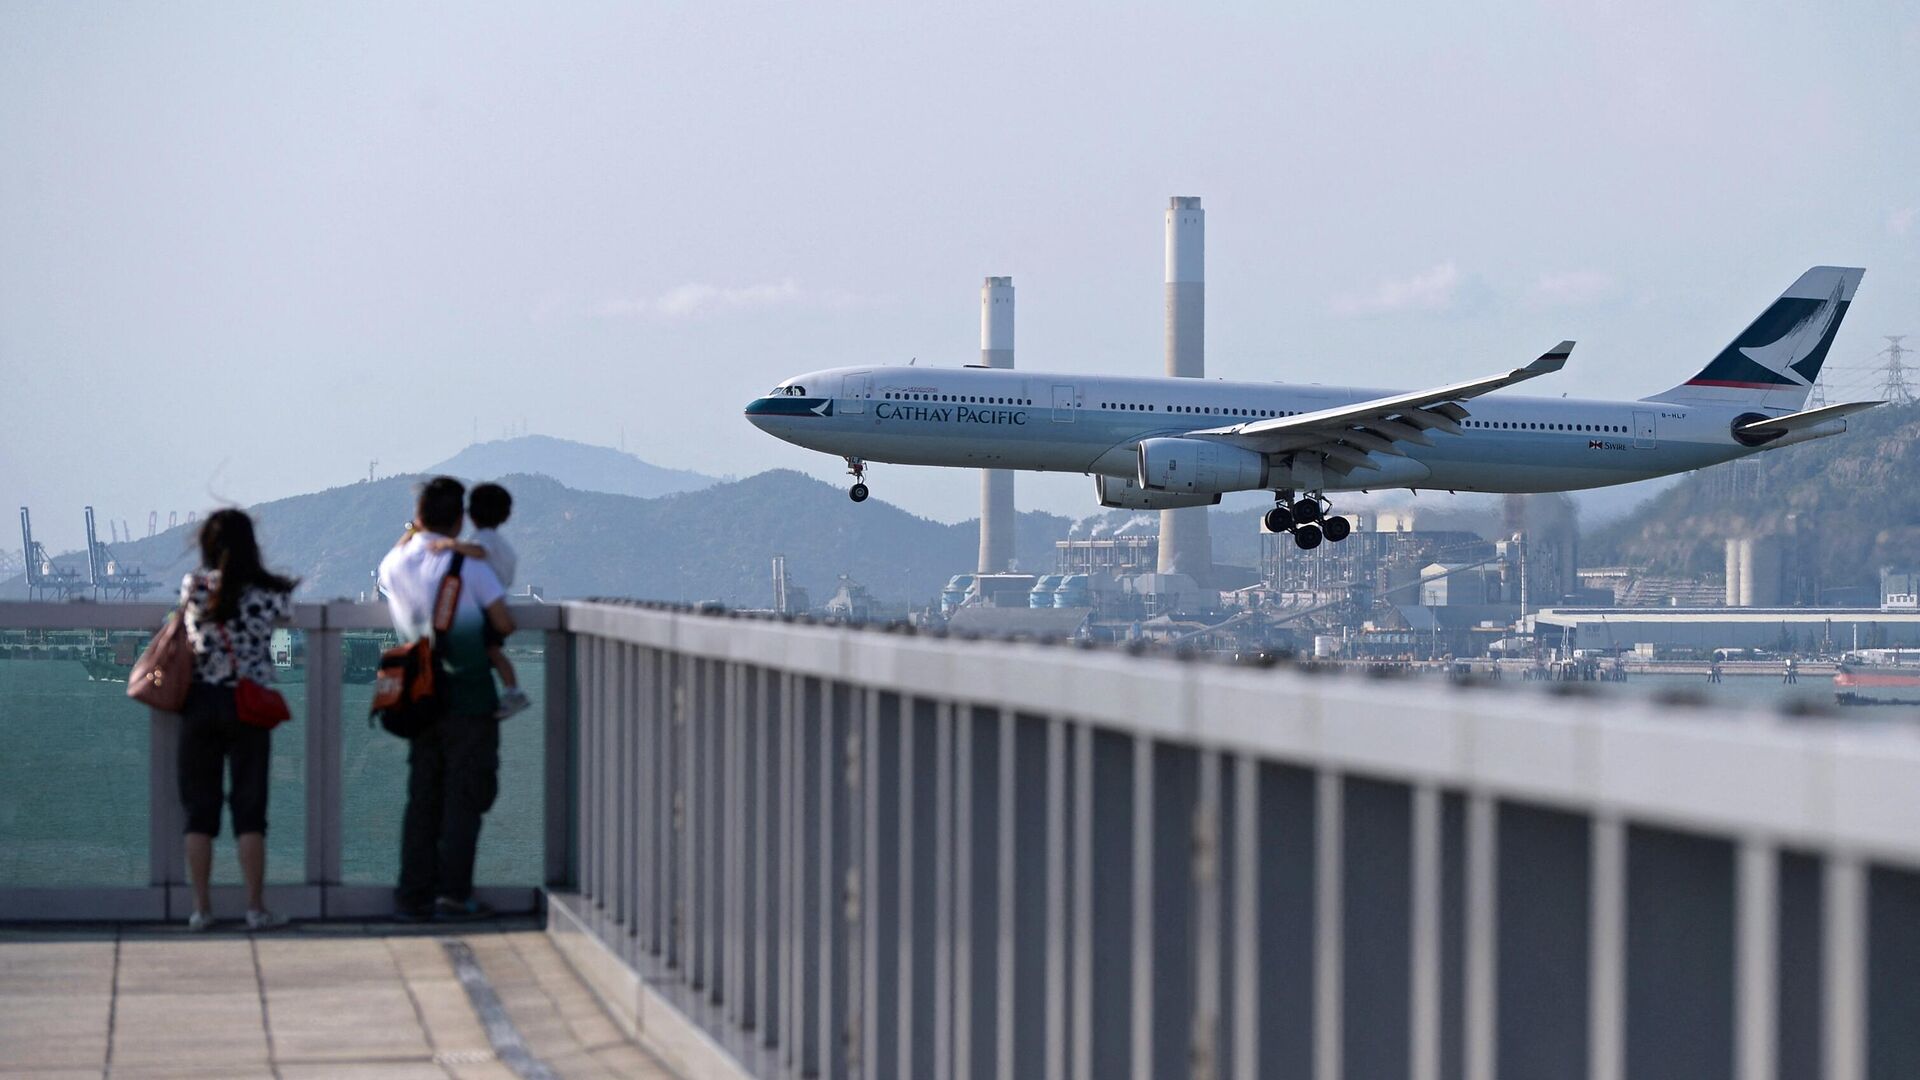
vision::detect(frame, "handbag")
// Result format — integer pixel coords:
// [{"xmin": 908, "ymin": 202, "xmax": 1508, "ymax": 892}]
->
[
  {"xmin": 127, "ymin": 609, "xmax": 193, "ymax": 713},
  {"xmin": 222, "ymin": 624, "xmax": 292, "ymax": 730},
  {"xmin": 370, "ymin": 553, "xmax": 464, "ymax": 739}
]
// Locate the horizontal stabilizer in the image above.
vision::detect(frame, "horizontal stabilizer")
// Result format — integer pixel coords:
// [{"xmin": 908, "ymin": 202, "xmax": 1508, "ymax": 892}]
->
[{"xmin": 1735, "ymin": 400, "xmax": 1884, "ymax": 437}]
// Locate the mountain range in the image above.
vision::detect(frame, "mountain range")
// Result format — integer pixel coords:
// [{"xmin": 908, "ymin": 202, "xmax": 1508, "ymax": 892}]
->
[
  {"xmin": 5, "ymin": 469, "xmax": 1075, "ymax": 608},
  {"xmin": 428, "ymin": 435, "xmax": 718, "ymax": 500},
  {"xmin": 1586, "ymin": 400, "xmax": 1920, "ymax": 591}
]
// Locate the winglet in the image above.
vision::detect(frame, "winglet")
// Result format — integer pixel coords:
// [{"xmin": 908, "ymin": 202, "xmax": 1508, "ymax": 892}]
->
[{"xmin": 1525, "ymin": 340, "xmax": 1575, "ymax": 375}]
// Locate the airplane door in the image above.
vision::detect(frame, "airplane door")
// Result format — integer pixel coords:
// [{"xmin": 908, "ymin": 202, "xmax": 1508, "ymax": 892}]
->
[
  {"xmin": 1052, "ymin": 384, "xmax": 1076, "ymax": 423},
  {"xmin": 1632, "ymin": 410, "xmax": 1656, "ymax": 448},
  {"xmin": 841, "ymin": 374, "xmax": 870, "ymax": 414}
]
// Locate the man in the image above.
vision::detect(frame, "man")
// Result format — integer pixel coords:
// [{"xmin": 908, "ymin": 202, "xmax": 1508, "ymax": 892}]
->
[{"xmin": 378, "ymin": 476, "xmax": 516, "ymax": 921}]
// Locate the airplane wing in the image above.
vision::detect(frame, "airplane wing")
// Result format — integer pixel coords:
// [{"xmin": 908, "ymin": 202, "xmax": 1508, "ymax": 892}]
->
[
  {"xmin": 1188, "ymin": 341, "xmax": 1574, "ymax": 475},
  {"xmin": 1734, "ymin": 400, "xmax": 1884, "ymax": 440}
]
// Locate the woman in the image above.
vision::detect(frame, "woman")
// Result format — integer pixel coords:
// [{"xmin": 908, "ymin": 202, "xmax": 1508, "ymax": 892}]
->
[{"xmin": 178, "ymin": 509, "xmax": 297, "ymax": 931}]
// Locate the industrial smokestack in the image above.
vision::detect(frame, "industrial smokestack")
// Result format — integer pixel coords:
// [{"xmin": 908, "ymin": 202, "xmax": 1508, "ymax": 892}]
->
[
  {"xmin": 1159, "ymin": 197, "xmax": 1212, "ymax": 582},
  {"xmin": 978, "ymin": 276, "xmax": 1016, "ymax": 573}
]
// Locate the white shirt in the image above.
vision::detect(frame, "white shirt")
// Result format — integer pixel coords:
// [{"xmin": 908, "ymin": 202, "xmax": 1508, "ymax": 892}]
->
[
  {"xmin": 468, "ymin": 526, "xmax": 517, "ymax": 590},
  {"xmin": 378, "ymin": 533, "xmax": 506, "ymax": 642}
]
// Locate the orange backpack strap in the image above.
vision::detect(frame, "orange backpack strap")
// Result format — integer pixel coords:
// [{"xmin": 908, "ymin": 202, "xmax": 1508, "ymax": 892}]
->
[{"xmin": 429, "ymin": 552, "xmax": 466, "ymax": 644}]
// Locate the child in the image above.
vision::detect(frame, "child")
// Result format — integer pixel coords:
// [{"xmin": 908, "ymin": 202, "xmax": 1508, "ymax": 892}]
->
[{"xmin": 435, "ymin": 482, "xmax": 529, "ymax": 719}]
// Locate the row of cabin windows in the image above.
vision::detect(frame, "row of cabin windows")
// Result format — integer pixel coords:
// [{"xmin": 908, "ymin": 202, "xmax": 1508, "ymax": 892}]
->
[
  {"xmin": 883, "ymin": 391, "xmax": 1032, "ymax": 405},
  {"xmin": 1464, "ymin": 420, "xmax": 1628, "ymax": 433},
  {"xmin": 1081, "ymin": 401, "xmax": 1629, "ymax": 434},
  {"xmin": 1099, "ymin": 402, "xmax": 1296, "ymax": 417}
]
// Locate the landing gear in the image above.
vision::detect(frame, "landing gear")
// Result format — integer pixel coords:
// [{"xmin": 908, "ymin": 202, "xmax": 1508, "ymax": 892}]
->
[
  {"xmin": 845, "ymin": 457, "xmax": 869, "ymax": 503},
  {"xmin": 1270, "ymin": 490, "xmax": 1351, "ymax": 547}
]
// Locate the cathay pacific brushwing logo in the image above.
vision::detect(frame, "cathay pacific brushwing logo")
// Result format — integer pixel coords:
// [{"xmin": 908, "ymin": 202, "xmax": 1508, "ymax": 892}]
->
[
  {"xmin": 810, "ymin": 401, "xmax": 831, "ymax": 416},
  {"xmin": 1738, "ymin": 279, "xmax": 1845, "ymax": 386}
]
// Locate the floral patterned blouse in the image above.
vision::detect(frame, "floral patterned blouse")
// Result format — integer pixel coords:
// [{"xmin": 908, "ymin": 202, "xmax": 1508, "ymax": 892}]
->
[{"xmin": 180, "ymin": 572, "xmax": 292, "ymax": 687}]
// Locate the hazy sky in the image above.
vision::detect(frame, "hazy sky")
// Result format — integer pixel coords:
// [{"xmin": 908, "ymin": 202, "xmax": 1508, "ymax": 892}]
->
[{"xmin": 4, "ymin": 2, "xmax": 1917, "ymax": 553}]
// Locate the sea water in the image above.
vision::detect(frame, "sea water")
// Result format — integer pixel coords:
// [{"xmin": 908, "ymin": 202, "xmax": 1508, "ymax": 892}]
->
[{"xmin": 0, "ymin": 646, "xmax": 544, "ymax": 889}]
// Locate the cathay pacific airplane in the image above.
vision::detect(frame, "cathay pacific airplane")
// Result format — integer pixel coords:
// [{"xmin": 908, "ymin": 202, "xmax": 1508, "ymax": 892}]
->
[{"xmin": 747, "ymin": 266, "xmax": 1879, "ymax": 549}]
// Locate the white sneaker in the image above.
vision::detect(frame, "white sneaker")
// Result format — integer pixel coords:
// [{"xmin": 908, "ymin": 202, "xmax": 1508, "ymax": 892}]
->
[
  {"xmin": 495, "ymin": 687, "xmax": 531, "ymax": 720},
  {"xmin": 187, "ymin": 910, "xmax": 215, "ymax": 932},
  {"xmin": 245, "ymin": 909, "xmax": 287, "ymax": 930}
]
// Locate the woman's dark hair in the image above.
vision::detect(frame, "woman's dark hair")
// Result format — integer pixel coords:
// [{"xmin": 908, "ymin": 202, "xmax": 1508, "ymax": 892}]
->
[
  {"xmin": 198, "ymin": 509, "xmax": 298, "ymax": 620},
  {"xmin": 469, "ymin": 483, "xmax": 512, "ymax": 529}
]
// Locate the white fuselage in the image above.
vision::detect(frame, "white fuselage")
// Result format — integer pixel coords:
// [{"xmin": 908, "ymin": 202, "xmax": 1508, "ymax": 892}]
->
[{"xmin": 745, "ymin": 365, "xmax": 1798, "ymax": 496}]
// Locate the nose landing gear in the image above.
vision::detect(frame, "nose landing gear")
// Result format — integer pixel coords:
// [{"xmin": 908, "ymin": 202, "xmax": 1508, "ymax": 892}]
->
[
  {"xmin": 845, "ymin": 458, "xmax": 870, "ymax": 503},
  {"xmin": 1267, "ymin": 491, "xmax": 1351, "ymax": 549}
]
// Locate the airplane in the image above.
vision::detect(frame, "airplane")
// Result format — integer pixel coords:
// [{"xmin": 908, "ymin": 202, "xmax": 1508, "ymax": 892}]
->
[{"xmin": 746, "ymin": 266, "xmax": 1879, "ymax": 550}]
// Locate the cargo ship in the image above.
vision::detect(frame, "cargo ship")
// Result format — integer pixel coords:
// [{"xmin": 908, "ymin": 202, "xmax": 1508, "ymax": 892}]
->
[
  {"xmin": 1833, "ymin": 650, "xmax": 1920, "ymax": 706},
  {"xmin": 78, "ymin": 629, "xmax": 384, "ymax": 685}
]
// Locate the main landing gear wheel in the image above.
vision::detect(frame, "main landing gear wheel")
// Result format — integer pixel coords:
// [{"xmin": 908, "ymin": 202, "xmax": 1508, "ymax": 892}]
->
[
  {"xmin": 843, "ymin": 456, "xmax": 870, "ymax": 503},
  {"xmin": 1322, "ymin": 515, "xmax": 1351, "ymax": 542},
  {"xmin": 1290, "ymin": 497, "xmax": 1323, "ymax": 525},
  {"xmin": 1263, "ymin": 505, "xmax": 1293, "ymax": 533},
  {"xmin": 1293, "ymin": 523, "xmax": 1323, "ymax": 550}
]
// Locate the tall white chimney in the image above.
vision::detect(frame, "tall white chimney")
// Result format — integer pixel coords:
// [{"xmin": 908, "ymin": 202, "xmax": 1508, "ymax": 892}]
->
[
  {"xmin": 978, "ymin": 276, "xmax": 1016, "ymax": 573},
  {"xmin": 1159, "ymin": 197, "xmax": 1212, "ymax": 582}
]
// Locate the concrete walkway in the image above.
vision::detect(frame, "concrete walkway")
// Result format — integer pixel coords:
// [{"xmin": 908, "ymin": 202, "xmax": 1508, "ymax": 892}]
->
[{"xmin": 0, "ymin": 922, "xmax": 676, "ymax": 1080}]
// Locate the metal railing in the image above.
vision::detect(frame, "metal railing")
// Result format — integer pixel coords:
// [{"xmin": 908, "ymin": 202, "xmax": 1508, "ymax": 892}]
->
[
  {"xmin": 552, "ymin": 601, "xmax": 1920, "ymax": 1080},
  {"xmin": 0, "ymin": 600, "xmax": 571, "ymax": 921}
]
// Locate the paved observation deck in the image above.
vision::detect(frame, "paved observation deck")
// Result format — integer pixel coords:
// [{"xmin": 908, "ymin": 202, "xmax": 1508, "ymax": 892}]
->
[{"xmin": 0, "ymin": 923, "xmax": 673, "ymax": 1079}]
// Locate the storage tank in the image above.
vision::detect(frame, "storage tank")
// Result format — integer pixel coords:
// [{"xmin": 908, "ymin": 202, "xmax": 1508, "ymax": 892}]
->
[
  {"xmin": 1030, "ymin": 574, "xmax": 1063, "ymax": 609},
  {"xmin": 1054, "ymin": 574, "xmax": 1093, "ymax": 608},
  {"xmin": 1742, "ymin": 536, "xmax": 1784, "ymax": 607},
  {"xmin": 1726, "ymin": 537, "xmax": 1785, "ymax": 607},
  {"xmin": 1725, "ymin": 539, "xmax": 1745, "ymax": 607}
]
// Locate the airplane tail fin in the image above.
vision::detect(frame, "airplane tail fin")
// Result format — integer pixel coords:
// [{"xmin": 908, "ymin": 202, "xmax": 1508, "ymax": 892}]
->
[{"xmin": 1645, "ymin": 266, "xmax": 1864, "ymax": 411}]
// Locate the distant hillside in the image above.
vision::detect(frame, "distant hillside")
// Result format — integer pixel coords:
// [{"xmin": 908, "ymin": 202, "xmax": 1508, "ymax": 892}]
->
[
  {"xmin": 2, "ymin": 470, "xmax": 1074, "ymax": 608},
  {"xmin": 428, "ymin": 435, "xmax": 718, "ymax": 500},
  {"xmin": 1586, "ymin": 401, "xmax": 1920, "ymax": 590}
]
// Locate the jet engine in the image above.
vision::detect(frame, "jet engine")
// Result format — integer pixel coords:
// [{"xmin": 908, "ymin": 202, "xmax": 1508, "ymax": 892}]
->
[
  {"xmin": 1136, "ymin": 437, "xmax": 1269, "ymax": 494},
  {"xmin": 1094, "ymin": 475, "xmax": 1220, "ymax": 510}
]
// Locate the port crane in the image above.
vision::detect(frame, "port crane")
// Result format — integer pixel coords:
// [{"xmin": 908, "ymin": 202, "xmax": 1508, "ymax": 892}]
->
[
  {"xmin": 19, "ymin": 507, "xmax": 86, "ymax": 601},
  {"xmin": 84, "ymin": 506, "xmax": 161, "ymax": 601}
]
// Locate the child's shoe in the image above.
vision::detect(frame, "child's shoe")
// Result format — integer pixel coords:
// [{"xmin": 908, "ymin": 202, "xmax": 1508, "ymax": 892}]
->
[{"xmin": 496, "ymin": 687, "xmax": 531, "ymax": 720}]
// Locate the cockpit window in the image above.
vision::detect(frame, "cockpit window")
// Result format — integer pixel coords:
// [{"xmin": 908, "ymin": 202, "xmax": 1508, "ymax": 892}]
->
[{"xmin": 770, "ymin": 384, "xmax": 807, "ymax": 397}]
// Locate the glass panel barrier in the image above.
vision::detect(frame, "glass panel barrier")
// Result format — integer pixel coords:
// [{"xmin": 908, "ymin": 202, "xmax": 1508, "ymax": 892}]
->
[
  {"xmin": 0, "ymin": 627, "xmax": 151, "ymax": 885},
  {"xmin": 340, "ymin": 630, "xmax": 545, "ymax": 888}
]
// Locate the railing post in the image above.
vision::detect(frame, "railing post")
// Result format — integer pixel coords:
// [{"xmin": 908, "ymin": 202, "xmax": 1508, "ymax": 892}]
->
[
  {"xmin": 1589, "ymin": 816, "xmax": 1626, "ymax": 1080},
  {"xmin": 1194, "ymin": 750, "xmax": 1222, "ymax": 1080},
  {"xmin": 304, "ymin": 617, "xmax": 343, "ymax": 900},
  {"xmin": 755, "ymin": 664, "xmax": 780, "ymax": 1047},
  {"xmin": 1824, "ymin": 856, "xmax": 1866, "ymax": 1080},
  {"xmin": 1465, "ymin": 794, "xmax": 1498, "ymax": 1080},
  {"xmin": 1045, "ymin": 718, "xmax": 1070, "ymax": 1080},
  {"xmin": 1314, "ymin": 771, "xmax": 1343, "ymax": 1080},
  {"xmin": 1230, "ymin": 755, "xmax": 1260, "ymax": 1080},
  {"xmin": 543, "ymin": 627, "xmax": 575, "ymax": 891},
  {"xmin": 147, "ymin": 707, "xmax": 183, "ymax": 908},
  {"xmin": 1410, "ymin": 785, "xmax": 1442, "ymax": 1080},
  {"xmin": 1736, "ymin": 838, "xmax": 1778, "ymax": 1080},
  {"xmin": 577, "ymin": 634, "xmax": 598, "ymax": 908}
]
